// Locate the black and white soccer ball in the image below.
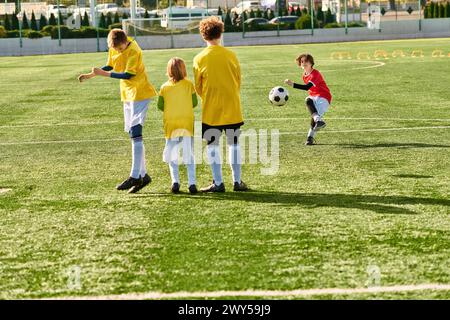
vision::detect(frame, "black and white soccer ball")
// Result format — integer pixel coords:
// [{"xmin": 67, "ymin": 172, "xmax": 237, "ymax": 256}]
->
[{"xmin": 269, "ymin": 86, "xmax": 289, "ymax": 106}]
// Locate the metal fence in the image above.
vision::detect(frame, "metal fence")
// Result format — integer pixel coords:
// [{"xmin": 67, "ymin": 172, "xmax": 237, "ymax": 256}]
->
[{"xmin": 0, "ymin": 0, "xmax": 449, "ymax": 56}]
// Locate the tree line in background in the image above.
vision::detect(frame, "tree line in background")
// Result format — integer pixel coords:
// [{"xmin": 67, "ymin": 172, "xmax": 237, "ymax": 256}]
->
[
  {"xmin": 0, "ymin": 6, "xmax": 376, "ymax": 39},
  {"xmin": 424, "ymin": 1, "xmax": 450, "ymax": 18},
  {"xmin": 0, "ymin": 10, "xmax": 132, "ymax": 38},
  {"xmin": 220, "ymin": 6, "xmax": 364, "ymax": 31}
]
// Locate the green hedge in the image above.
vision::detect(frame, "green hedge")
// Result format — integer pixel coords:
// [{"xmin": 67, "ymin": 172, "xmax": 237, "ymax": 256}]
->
[
  {"xmin": 295, "ymin": 15, "xmax": 319, "ymax": 29},
  {"xmin": 2, "ymin": 26, "xmax": 111, "ymax": 39},
  {"xmin": 0, "ymin": 26, "xmax": 6, "ymax": 38},
  {"xmin": 244, "ymin": 23, "xmax": 292, "ymax": 32},
  {"xmin": 6, "ymin": 30, "xmax": 20, "ymax": 38},
  {"xmin": 0, "ymin": 20, "xmax": 368, "ymax": 39},
  {"xmin": 323, "ymin": 21, "xmax": 365, "ymax": 28},
  {"xmin": 348, "ymin": 21, "xmax": 365, "ymax": 27},
  {"xmin": 108, "ymin": 23, "xmax": 122, "ymax": 30},
  {"xmin": 41, "ymin": 25, "xmax": 54, "ymax": 36},
  {"xmin": 50, "ymin": 26, "xmax": 71, "ymax": 38},
  {"xmin": 27, "ymin": 30, "xmax": 44, "ymax": 39},
  {"xmin": 50, "ymin": 26, "xmax": 110, "ymax": 39},
  {"xmin": 425, "ymin": 1, "xmax": 450, "ymax": 18},
  {"xmin": 323, "ymin": 22, "xmax": 340, "ymax": 28}
]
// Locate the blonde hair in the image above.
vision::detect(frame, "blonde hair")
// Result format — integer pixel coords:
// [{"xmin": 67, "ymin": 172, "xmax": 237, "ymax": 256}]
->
[
  {"xmin": 107, "ymin": 28, "xmax": 128, "ymax": 49},
  {"xmin": 167, "ymin": 57, "xmax": 187, "ymax": 82}
]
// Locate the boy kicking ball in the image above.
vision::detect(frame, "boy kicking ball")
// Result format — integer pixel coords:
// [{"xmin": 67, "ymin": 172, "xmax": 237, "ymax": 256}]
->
[
  {"xmin": 77, "ymin": 29, "xmax": 157, "ymax": 193},
  {"xmin": 284, "ymin": 53, "xmax": 332, "ymax": 145}
]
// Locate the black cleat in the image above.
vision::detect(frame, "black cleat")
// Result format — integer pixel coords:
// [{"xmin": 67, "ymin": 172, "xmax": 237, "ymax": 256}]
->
[
  {"xmin": 171, "ymin": 182, "xmax": 180, "ymax": 194},
  {"xmin": 128, "ymin": 174, "xmax": 152, "ymax": 194},
  {"xmin": 188, "ymin": 184, "xmax": 198, "ymax": 194},
  {"xmin": 116, "ymin": 176, "xmax": 142, "ymax": 191},
  {"xmin": 200, "ymin": 182, "xmax": 225, "ymax": 193},
  {"xmin": 305, "ymin": 136, "xmax": 315, "ymax": 146},
  {"xmin": 233, "ymin": 181, "xmax": 249, "ymax": 191},
  {"xmin": 314, "ymin": 120, "xmax": 326, "ymax": 131}
]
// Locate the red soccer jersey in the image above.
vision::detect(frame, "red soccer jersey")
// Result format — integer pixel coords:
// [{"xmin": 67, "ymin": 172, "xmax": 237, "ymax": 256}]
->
[{"xmin": 302, "ymin": 69, "xmax": 332, "ymax": 104}]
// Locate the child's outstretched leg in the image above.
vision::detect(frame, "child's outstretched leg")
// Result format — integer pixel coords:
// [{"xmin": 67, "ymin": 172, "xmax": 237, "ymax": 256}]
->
[
  {"xmin": 306, "ymin": 118, "xmax": 316, "ymax": 146},
  {"xmin": 306, "ymin": 98, "xmax": 326, "ymax": 128},
  {"xmin": 305, "ymin": 98, "xmax": 327, "ymax": 145}
]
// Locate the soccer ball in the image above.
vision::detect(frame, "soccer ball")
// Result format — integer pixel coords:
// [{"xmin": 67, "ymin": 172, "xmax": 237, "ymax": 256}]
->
[{"xmin": 269, "ymin": 86, "xmax": 289, "ymax": 106}]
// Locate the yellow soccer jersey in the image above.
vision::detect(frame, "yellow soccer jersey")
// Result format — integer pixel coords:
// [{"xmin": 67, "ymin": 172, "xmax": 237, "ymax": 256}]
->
[
  {"xmin": 106, "ymin": 37, "xmax": 157, "ymax": 102},
  {"xmin": 193, "ymin": 45, "xmax": 243, "ymax": 126},
  {"xmin": 159, "ymin": 79, "xmax": 197, "ymax": 138}
]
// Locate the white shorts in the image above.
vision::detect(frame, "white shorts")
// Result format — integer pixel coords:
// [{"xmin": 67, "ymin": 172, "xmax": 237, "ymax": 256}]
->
[
  {"xmin": 123, "ymin": 99, "xmax": 151, "ymax": 133},
  {"xmin": 306, "ymin": 96, "xmax": 329, "ymax": 117},
  {"xmin": 163, "ymin": 137, "xmax": 195, "ymax": 165}
]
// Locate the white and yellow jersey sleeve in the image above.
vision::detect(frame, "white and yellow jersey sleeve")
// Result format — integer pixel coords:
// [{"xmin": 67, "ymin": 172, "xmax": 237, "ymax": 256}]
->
[{"xmin": 107, "ymin": 37, "xmax": 157, "ymax": 102}]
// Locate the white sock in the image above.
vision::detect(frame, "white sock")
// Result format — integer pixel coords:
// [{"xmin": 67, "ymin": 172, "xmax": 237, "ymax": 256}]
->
[
  {"xmin": 187, "ymin": 164, "xmax": 196, "ymax": 186},
  {"xmin": 228, "ymin": 144, "xmax": 241, "ymax": 184},
  {"xmin": 130, "ymin": 137, "xmax": 143, "ymax": 178},
  {"xmin": 308, "ymin": 128, "xmax": 316, "ymax": 138},
  {"xmin": 207, "ymin": 144, "xmax": 223, "ymax": 185},
  {"xmin": 140, "ymin": 144, "xmax": 147, "ymax": 177},
  {"xmin": 169, "ymin": 161, "xmax": 179, "ymax": 184},
  {"xmin": 313, "ymin": 113, "xmax": 321, "ymax": 122},
  {"xmin": 182, "ymin": 137, "xmax": 196, "ymax": 186}
]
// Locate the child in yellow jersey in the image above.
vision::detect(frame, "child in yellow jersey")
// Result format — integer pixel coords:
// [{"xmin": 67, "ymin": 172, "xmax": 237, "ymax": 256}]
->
[
  {"xmin": 158, "ymin": 58, "xmax": 198, "ymax": 194},
  {"xmin": 193, "ymin": 16, "xmax": 248, "ymax": 193},
  {"xmin": 77, "ymin": 29, "xmax": 157, "ymax": 194}
]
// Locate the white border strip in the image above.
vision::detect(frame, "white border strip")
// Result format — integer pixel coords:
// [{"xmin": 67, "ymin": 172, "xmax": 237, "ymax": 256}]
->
[{"xmin": 47, "ymin": 284, "xmax": 450, "ymax": 300}]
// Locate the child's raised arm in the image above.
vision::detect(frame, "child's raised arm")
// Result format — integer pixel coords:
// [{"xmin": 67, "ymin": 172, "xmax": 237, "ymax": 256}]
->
[
  {"xmin": 78, "ymin": 72, "xmax": 96, "ymax": 83},
  {"xmin": 284, "ymin": 79, "xmax": 313, "ymax": 91},
  {"xmin": 77, "ymin": 66, "xmax": 110, "ymax": 82}
]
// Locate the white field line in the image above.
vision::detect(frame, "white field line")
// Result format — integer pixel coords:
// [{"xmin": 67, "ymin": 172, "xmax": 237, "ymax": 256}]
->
[
  {"xmin": 248, "ymin": 60, "xmax": 386, "ymax": 72},
  {"xmin": 0, "ymin": 138, "xmax": 126, "ymax": 146},
  {"xmin": 0, "ymin": 188, "xmax": 12, "ymax": 194},
  {"xmin": 288, "ymin": 125, "xmax": 450, "ymax": 135},
  {"xmin": 247, "ymin": 117, "xmax": 450, "ymax": 122},
  {"xmin": 0, "ymin": 120, "xmax": 122, "ymax": 128},
  {"xmin": 1, "ymin": 117, "xmax": 450, "ymax": 129},
  {"xmin": 0, "ymin": 126, "xmax": 449, "ymax": 146},
  {"xmin": 315, "ymin": 60, "xmax": 386, "ymax": 72},
  {"xmin": 47, "ymin": 283, "xmax": 450, "ymax": 300}
]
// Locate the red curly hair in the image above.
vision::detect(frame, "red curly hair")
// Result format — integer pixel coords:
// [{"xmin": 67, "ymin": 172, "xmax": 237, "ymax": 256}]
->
[{"xmin": 199, "ymin": 16, "xmax": 224, "ymax": 41}]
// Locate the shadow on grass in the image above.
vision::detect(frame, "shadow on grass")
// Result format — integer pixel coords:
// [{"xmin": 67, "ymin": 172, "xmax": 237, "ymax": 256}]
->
[
  {"xmin": 392, "ymin": 174, "xmax": 433, "ymax": 179},
  {"xmin": 324, "ymin": 143, "xmax": 450, "ymax": 149},
  {"xmin": 136, "ymin": 191, "xmax": 450, "ymax": 215}
]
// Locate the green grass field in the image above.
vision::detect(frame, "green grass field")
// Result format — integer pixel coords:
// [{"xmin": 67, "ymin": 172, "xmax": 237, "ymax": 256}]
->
[{"xmin": 0, "ymin": 38, "xmax": 449, "ymax": 300}]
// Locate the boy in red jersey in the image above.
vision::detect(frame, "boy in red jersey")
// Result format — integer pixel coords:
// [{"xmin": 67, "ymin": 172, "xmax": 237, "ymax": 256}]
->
[{"xmin": 285, "ymin": 53, "xmax": 332, "ymax": 145}]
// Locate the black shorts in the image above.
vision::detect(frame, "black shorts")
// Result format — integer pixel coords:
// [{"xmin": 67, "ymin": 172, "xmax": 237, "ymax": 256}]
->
[{"xmin": 202, "ymin": 122, "xmax": 244, "ymax": 145}]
